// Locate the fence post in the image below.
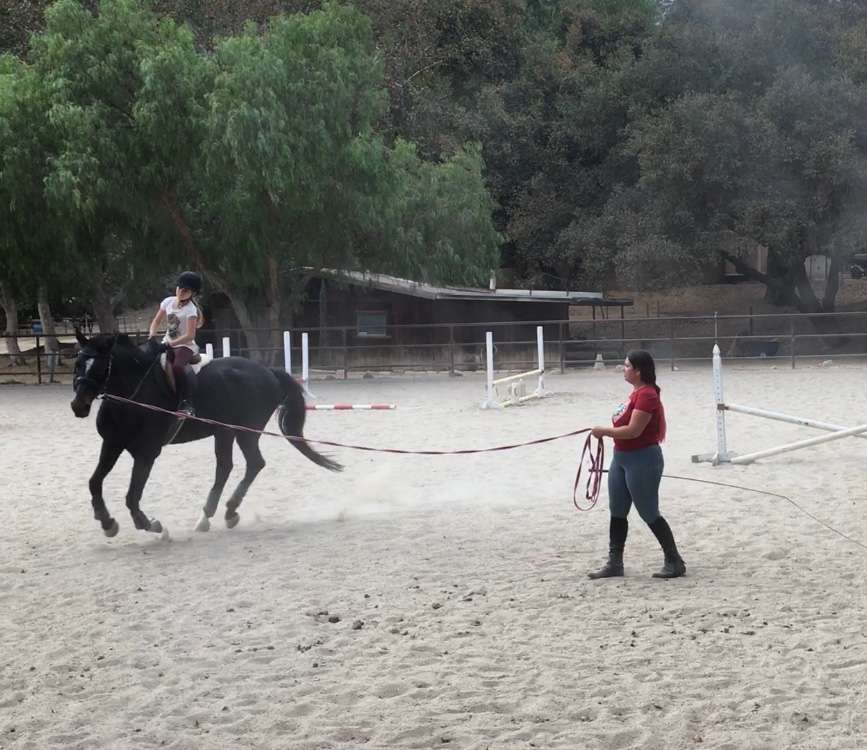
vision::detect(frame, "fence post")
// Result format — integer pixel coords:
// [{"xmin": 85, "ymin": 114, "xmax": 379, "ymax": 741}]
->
[
  {"xmin": 448, "ymin": 325, "xmax": 455, "ymax": 375},
  {"xmin": 620, "ymin": 305, "xmax": 625, "ymax": 348},
  {"xmin": 670, "ymin": 319, "xmax": 676, "ymax": 371},
  {"xmin": 36, "ymin": 334, "xmax": 42, "ymax": 385},
  {"xmin": 790, "ymin": 319, "xmax": 796, "ymax": 369},
  {"xmin": 559, "ymin": 321, "xmax": 565, "ymax": 373},
  {"xmin": 342, "ymin": 328, "xmax": 349, "ymax": 379}
]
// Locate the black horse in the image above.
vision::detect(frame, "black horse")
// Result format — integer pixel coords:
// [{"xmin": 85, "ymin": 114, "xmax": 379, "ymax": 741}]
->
[{"xmin": 70, "ymin": 332, "xmax": 341, "ymax": 537}]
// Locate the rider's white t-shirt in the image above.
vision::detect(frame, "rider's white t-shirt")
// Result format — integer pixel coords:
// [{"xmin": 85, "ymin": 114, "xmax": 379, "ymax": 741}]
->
[{"xmin": 160, "ymin": 296, "xmax": 199, "ymax": 353}]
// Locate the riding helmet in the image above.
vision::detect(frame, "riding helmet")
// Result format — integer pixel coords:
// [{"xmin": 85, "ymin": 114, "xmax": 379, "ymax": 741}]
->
[{"xmin": 177, "ymin": 271, "xmax": 203, "ymax": 293}]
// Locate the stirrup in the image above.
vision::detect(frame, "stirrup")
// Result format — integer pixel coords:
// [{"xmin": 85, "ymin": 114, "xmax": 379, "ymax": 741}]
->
[
  {"xmin": 177, "ymin": 400, "xmax": 195, "ymax": 418},
  {"xmin": 164, "ymin": 405, "xmax": 192, "ymax": 445}
]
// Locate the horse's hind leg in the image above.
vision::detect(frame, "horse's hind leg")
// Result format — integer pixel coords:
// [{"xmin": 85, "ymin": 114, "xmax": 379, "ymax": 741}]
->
[
  {"xmin": 125, "ymin": 454, "xmax": 163, "ymax": 534},
  {"xmin": 224, "ymin": 433, "xmax": 266, "ymax": 529},
  {"xmin": 89, "ymin": 440, "xmax": 123, "ymax": 536},
  {"xmin": 195, "ymin": 431, "xmax": 234, "ymax": 533}
]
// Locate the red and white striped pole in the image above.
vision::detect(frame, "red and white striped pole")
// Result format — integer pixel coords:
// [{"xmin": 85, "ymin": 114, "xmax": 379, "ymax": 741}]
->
[{"xmin": 306, "ymin": 404, "xmax": 396, "ymax": 411}]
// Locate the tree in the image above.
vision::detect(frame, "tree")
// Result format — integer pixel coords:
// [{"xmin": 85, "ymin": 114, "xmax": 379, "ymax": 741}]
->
[
  {"xmin": 589, "ymin": 0, "xmax": 867, "ymax": 311},
  {"xmin": 0, "ymin": 53, "xmax": 64, "ymax": 362},
  {"xmin": 164, "ymin": 2, "xmax": 500, "ymax": 359},
  {"xmin": 29, "ymin": 0, "xmax": 210, "ymax": 332},
  {"xmin": 473, "ymin": 0, "xmax": 659, "ymax": 287}
]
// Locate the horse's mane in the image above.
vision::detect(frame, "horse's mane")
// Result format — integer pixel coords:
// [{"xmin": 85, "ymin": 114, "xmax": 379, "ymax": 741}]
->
[{"xmin": 86, "ymin": 334, "xmax": 157, "ymax": 369}]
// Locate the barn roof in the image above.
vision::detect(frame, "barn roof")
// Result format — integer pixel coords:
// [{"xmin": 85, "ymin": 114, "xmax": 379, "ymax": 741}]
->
[{"xmin": 308, "ymin": 269, "xmax": 631, "ymax": 307}]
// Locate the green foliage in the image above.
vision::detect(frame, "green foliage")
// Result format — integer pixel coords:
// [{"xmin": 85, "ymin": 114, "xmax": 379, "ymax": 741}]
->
[
  {"xmin": 0, "ymin": 53, "xmax": 62, "ymax": 295},
  {"xmin": 196, "ymin": 3, "xmax": 386, "ymax": 279},
  {"xmin": 596, "ymin": 0, "xmax": 867, "ymax": 308},
  {"xmin": 2, "ymin": 0, "xmax": 501, "ymax": 322},
  {"xmin": 5, "ymin": 0, "xmax": 867, "ymax": 320},
  {"xmin": 382, "ymin": 141, "xmax": 501, "ymax": 284}
]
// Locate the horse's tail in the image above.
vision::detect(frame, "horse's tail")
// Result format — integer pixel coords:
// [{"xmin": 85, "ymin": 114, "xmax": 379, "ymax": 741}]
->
[{"xmin": 270, "ymin": 368, "xmax": 342, "ymax": 472}]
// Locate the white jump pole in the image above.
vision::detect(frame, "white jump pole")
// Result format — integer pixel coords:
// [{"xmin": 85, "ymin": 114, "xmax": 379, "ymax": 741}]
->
[
  {"xmin": 483, "ymin": 331, "xmax": 495, "ymax": 409},
  {"xmin": 536, "ymin": 325, "xmax": 545, "ymax": 395},
  {"xmin": 693, "ymin": 343, "xmax": 867, "ymax": 465},
  {"xmin": 723, "ymin": 402, "xmax": 867, "ymax": 441},
  {"xmin": 307, "ymin": 404, "xmax": 396, "ymax": 411},
  {"xmin": 301, "ymin": 332, "xmax": 315, "ymax": 398},
  {"xmin": 283, "ymin": 330, "xmax": 292, "ymax": 374},
  {"xmin": 732, "ymin": 421, "xmax": 867, "ymax": 465},
  {"xmin": 205, "ymin": 343, "xmax": 214, "ymax": 359},
  {"xmin": 222, "ymin": 336, "xmax": 231, "ymax": 357}
]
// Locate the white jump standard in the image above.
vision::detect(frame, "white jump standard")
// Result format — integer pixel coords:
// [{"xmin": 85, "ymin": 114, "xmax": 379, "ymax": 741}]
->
[
  {"xmin": 692, "ymin": 344, "xmax": 867, "ymax": 465},
  {"xmin": 482, "ymin": 326, "xmax": 545, "ymax": 409}
]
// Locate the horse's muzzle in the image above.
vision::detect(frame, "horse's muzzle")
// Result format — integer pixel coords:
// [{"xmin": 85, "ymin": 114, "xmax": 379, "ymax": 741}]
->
[{"xmin": 70, "ymin": 397, "xmax": 92, "ymax": 418}]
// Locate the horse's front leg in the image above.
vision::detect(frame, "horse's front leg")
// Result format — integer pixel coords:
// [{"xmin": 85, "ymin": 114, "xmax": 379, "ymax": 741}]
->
[
  {"xmin": 89, "ymin": 440, "xmax": 123, "ymax": 537},
  {"xmin": 125, "ymin": 454, "xmax": 164, "ymax": 534}
]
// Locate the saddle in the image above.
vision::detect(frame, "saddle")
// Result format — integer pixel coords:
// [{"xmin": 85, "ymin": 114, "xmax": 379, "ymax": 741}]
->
[{"xmin": 160, "ymin": 352, "xmax": 213, "ymax": 392}]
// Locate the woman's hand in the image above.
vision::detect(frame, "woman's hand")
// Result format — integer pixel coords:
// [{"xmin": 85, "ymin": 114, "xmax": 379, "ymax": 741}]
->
[{"xmin": 591, "ymin": 426, "xmax": 609, "ymax": 439}]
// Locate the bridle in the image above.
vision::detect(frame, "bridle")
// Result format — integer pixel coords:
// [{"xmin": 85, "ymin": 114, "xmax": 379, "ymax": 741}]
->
[
  {"xmin": 73, "ymin": 348, "xmax": 114, "ymax": 396},
  {"xmin": 74, "ymin": 338, "xmax": 162, "ymax": 403}
]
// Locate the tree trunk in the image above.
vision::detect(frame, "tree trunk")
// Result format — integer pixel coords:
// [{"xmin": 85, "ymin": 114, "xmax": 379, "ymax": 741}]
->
[
  {"xmin": 821, "ymin": 255, "xmax": 842, "ymax": 313},
  {"xmin": 92, "ymin": 277, "xmax": 117, "ymax": 333},
  {"xmin": 790, "ymin": 262, "xmax": 822, "ymax": 314},
  {"xmin": 261, "ymin": 254, "xmax": 282, "ymax": 366},
  {"xmin": 721, "ymin": 249, "xmax": 848, "ymax": 345},
  {"xmin": 0, "ymin": 280, "xmax": 26, "ymax": 366},
  {"xmin": 161, "ymin": 191, "xmax": 300, "ymax": 365},
  {"xmin": 220, "ymin": 286, "xmax": 272, "ymax": 362},
  {"xmin": 722, "ymin": 250, "xmax": 826, "ymax": 313},
  {"xmin": 36, "ymin": 283, "xmax": 60, "ymax": 383},
  {"xmin": 319, "ymin": 278, "xmax": 328, "ymax": 348}
]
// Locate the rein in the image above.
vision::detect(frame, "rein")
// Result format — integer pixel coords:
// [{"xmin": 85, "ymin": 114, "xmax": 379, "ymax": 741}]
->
[{"xmin": 76, "ymin": 340, "xmax": 163, "ymax": 403}]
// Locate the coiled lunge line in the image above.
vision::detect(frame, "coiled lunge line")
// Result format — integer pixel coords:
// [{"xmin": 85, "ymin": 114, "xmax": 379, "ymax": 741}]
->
[
  {"xmin": 571, "ymin": 433, "xmax": 866, "ymax": 551},
  {"xmin": 573, "ymin": 434, "xmax": 605, "ymax": 511}
]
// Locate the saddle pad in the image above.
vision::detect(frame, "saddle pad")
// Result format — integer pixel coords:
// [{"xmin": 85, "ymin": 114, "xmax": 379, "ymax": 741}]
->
[{"xmin": 160, "ymin": 352, "xmax": 212, "ymax": 375}]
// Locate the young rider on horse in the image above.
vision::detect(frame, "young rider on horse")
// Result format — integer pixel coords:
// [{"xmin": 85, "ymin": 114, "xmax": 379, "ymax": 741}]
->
[{"xmin": 148, "ymin": 271, "xmax": 203, "ymax": 417}]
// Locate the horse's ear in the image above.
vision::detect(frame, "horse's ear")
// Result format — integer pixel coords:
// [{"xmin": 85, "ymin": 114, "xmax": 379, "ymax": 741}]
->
[{"xmin": 75, "ymin": 328, "xmax": 88, "ymax": 348}]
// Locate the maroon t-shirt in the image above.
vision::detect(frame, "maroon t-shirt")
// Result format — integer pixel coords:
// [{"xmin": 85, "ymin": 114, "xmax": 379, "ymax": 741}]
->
[{"xmin": 612, "ymin": 386, "xmax": 665, "ymax": 451}]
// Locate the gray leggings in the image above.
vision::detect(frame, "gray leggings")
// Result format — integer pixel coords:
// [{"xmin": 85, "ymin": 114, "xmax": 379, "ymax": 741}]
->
[{"xmin": 608, "ymin": 444, "xmax": 664, "ymax": 524}]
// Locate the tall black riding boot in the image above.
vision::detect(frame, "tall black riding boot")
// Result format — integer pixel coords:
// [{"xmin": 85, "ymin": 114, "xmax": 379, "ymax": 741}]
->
[
  {"xmin": 649, "ymin": 516, "xmax": 686, "ymax": 578},
  {"xmin": 588, "ymin": 517, "xmax": 628, "ymax": 579},
  {"xmin": 176, "ymin": 366, "xmax": 197, "ymax": 417}
]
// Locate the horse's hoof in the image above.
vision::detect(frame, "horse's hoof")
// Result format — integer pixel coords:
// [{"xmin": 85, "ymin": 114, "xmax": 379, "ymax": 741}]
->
[
  {"xmin": 148, "ymin": 519, "xmax": 163, "ymax": 534},
  {"xmin": 225, "ymin": 512, "xmax": 240, "ymax": 529},
  {"xmin": 195, "ymin": 514, "xmax": 211, "ymax": 533},
  {"xmin": 103, "ymin": 520, "xmax": 119, "ymax": 538},
  {"xmin": 160, "ymin": 528, "xmax": 172, "ymax": 543}
]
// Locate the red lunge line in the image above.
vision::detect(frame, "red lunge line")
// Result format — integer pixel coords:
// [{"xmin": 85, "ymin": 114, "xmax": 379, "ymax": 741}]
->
[{"xmin": 99, "ymin": 393, "xmax": 605, "ymax": 507}]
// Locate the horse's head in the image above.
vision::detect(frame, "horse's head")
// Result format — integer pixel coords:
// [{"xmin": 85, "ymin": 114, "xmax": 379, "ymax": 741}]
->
[{"xmin": 70, "ymin": 330, "xmax": 118, "ymax": 417}]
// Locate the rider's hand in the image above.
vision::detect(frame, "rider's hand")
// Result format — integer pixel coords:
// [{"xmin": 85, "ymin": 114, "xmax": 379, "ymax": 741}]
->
[{"xmin": 149, "ymin": 337, "xmax": 167, "ymax": 354}]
